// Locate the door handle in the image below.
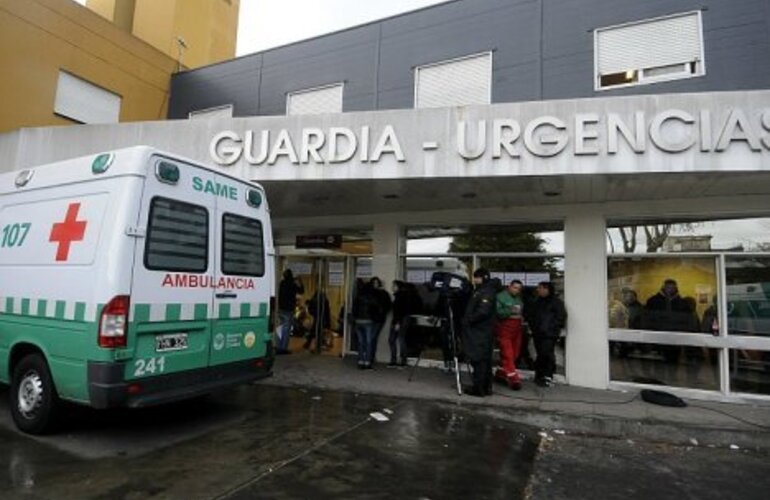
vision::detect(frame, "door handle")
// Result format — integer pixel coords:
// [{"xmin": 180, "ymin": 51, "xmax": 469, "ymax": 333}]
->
[{"xmin": 216, "ymin": 292, "xmax": 238, "ymax": 299}]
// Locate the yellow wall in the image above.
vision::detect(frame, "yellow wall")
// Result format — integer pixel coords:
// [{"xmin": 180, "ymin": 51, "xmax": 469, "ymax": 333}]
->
[
  {"xmin": 0, "ymin": 0, "xmax": 178, "ymax": 133},
  {"xmin": 125, "ymin": 0, "xmax": 239, "ymax": 69}
]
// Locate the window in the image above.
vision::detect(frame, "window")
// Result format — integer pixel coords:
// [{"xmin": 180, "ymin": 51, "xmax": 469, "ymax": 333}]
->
[
  {"xmin": 145, "ymin": 198, "xmax": 208, "ymax": 272},
  {"xmin": 414, "ymin": 52, "xmax": 492, "ymax": 109},
  {"xmin": 607, "ymin": 217, "xmax": 770, "ymax": 396},
  {"xmin": 222, "ymin": 213, "xmax": 264, "ymax": 277},
  {"xmin": 189, "ymin": 105, "xmax": 233, "ymax": 120},
  {"xmin": 595, "ymin": 11, "xmax": 704, "ymax": 90},
  {"xmin": 54, "ymin": 71, "xmax": 121, "ymax": 124},
  {"xmin": 286, "ymin": 83, "xmax": 343, "ymax": 115}
]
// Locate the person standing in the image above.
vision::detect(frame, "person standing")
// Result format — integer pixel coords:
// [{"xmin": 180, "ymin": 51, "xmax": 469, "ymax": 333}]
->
[
  {"xmin": 389, "ymin": 281, "xmax": 422, "ymax": 367},
  {"xmin": 461, "ymin": 268, "xmax": 498, "ymax": 397},
  {"xmin": 495, "ymin": 280, "xmax": 525, "ymax": 390},
  {"xmin": 644, "ymin": 279, "xmax": 692, "ymax": 363},
  {"xmin": 369, "ymin": 277, "xmax": 392, "ymax": 365},
  {"xmin": 277, "ymin": 269, "xmax": 303, "ymax": 355},
  {"xmin": 352, "ymin": 280, "xmax": 381, "ymax": 369},
  {"xmin": 529, "ymin": 281, "xmax": 567, "ymax": 387},
  {"xmin": 304, "ymin": 290, "xmax": 331, "ymax": 352}
]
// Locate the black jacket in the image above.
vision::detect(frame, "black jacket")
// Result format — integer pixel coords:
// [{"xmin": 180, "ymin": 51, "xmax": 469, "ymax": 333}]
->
[
  {"xmin": 278, "ymin": 277, "xmax": 303, "ymax": 312},
  {"xmin": 393, "ymin": 285, "xmax": 422, "ymax": 323},
  {"xmin": 372, "ymin": 288, "xmax": 392, "ymax": 323},
  {"xmin": 643, "ymin": 293, "xmax": 693, "ymax": 332},
  {"xmin": 530, "ymin": 295, "xmax": 567, "ymax": 339},
  {"xmin": 352, "ymin": 285, "xmax": 382, "ymax": 322},
  {"xmin": 462, "ymin": 280, "xmax": 498, "ymax": 361}
]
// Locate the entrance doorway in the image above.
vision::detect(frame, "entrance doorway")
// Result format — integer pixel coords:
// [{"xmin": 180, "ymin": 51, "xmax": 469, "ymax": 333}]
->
[{"xmin": 279, "ymin": 254, "xmax": 350, "ymax": 356}]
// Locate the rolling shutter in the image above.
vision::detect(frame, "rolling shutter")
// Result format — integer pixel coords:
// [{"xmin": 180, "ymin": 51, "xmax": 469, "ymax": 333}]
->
[
  {"xmin": 54, "ymin": 71, "xmax": 121, "ymax": 124},
  {"xmin": 415, "ymin": 52, "xmax": 492, "ymax": 109},
  {"xmin": 286, "ymin": 84, "xmax": 343, "ymax": 115},
  {"xmin": 189, "ymin": 105, "xmax": 233, "ymax": 120},
  {"xmin": 596, "ymin": 12, "xmax": 702, "ymax": 77}
]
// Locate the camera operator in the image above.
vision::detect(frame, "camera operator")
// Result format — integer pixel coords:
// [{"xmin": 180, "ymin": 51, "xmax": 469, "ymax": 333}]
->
[{"xmin": 462, "ymin": 268, "xmax": 499, "ymax": 397}]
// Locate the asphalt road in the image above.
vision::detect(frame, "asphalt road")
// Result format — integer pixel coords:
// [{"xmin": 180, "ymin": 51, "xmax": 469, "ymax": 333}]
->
[{"xmin": 0, "ymin": 383, "xmax": 768, "ymax": 499}]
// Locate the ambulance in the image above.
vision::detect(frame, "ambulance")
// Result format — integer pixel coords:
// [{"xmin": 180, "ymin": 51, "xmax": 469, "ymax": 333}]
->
[{"xmin": 0, "ymin": 146, "xmax": 275, "ymax": 434}]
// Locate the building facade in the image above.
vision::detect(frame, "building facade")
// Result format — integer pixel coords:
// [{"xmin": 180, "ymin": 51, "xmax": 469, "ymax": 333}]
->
[
  {"xmin": 0, "ymin": 0, "xmax": 179, "ymax": 133},
  {"xmin": 2, "ymin": 0, "xmax": 770, "ymax": 402},
  {"xmin": 86, "ymin": 0, "xmax": 240, "ymax": 69}
]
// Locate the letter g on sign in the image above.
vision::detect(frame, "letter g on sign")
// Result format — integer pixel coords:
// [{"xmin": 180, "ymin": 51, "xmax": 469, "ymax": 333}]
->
[{"xmin": 210, "ymin": 131, "xmax": 243, "ymax": 166}]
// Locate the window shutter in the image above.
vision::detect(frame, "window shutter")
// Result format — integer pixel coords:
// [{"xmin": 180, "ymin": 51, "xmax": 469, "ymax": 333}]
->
[
  {"xmin": 54, "ymin": 71, "xmax": 121, "ymax": 124},
  {"xmin": 415, "ymin": 52, "xmax": 492, "ymax": 109},
  {"xmin": 596, "ymin": 12, "xmax": 702, "ymax": 76},
  {"xmin": 189, "ymin": 105, "xmax": 233, "ymax": 120},
  {"xmin": 287, "ymin": 84, "xmax": 343, "ymax": 115}
]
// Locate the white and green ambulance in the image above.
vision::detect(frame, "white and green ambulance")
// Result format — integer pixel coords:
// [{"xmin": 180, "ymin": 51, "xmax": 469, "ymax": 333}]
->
[{"xmin": 0, "ymin": 146, "xmax": 275, "ymax": 434}]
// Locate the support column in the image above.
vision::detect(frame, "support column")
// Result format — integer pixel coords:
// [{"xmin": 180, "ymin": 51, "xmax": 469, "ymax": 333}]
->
[
  {"xmin": 371, "ymin": 223, "xmax": 405, "ymax": 363},
  {"xmin": 564, "ymin": 210, "xmax": 609, "ymax": 389}
]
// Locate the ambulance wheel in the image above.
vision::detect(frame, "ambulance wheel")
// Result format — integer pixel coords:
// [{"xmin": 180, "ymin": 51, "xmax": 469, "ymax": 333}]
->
[{"xmin": 10, "ymin": 353, "xmax": 59, "ymax": 435}]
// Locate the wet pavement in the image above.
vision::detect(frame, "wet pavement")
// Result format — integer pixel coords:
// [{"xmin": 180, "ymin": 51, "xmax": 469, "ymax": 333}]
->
[
  {"xmin": 0, "ymin": 384, "xmax": 538, "ymax": 499},
  {"xmin": 528, "ymin": 433, "xmax": 770, "ymax": 500},
  {"xmin": 0, "ymin": 380, "xmax": 768, "ymax": 499}
]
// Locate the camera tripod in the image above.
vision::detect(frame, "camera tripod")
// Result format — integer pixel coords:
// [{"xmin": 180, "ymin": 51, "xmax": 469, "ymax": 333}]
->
[{"xmin": 408, "ymin": 297, "xmax": 465, "ymax": 395}]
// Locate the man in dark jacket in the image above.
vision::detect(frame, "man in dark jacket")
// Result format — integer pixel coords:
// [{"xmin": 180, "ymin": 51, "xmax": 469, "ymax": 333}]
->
[
  {"xmin": 643, "ymin": 278, "xmax": 693, "ymax": 363},
  {"xmin": 529, "ymin": 281, "xmax": 567, "ymax": 387},
  {"xmin": 369, "ymin": 277, "xmax": 392, "ymax": 364},
  {"xmin": 389, "ymin": 281, "xmax": 422, "ymax": 367},
  {"xmin": 462, "ymin": 268, "xmax": 498, "ymax": 397},
  {"xmin": 277, "ymin": 269, "xmax": 304, "ymax": 354},
  {"xmin": 352, "ymin": 281, "xmax": 382, "ymax": 369}
]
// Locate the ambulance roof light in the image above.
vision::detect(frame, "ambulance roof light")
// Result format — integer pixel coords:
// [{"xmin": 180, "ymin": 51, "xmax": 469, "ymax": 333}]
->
[
  {"xmin": 14, "ymin": 169, "xmax": 34, "ymax": 188},
  {"xmin": 156, "ymin": 161, "xmax": 180, "ymax": 185},
  {"xmin": 91, "ymin": 153, "xmax": 115, "ymax": 174},
  {"xmin": 246, "ymin": 189, "xmax": 263, "ymax": 208}
]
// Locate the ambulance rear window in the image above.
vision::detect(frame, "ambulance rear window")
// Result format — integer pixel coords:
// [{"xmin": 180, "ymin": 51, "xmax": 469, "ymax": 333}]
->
[
  {"xmin": 145, "ymin": 197, "xmax": 209, "ymax": 272},
  {"xmin": 222, "ymin": 213, "xmax": 264, "ymax": 277}
]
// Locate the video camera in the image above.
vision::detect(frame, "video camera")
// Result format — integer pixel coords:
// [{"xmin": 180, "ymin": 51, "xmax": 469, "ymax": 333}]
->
[{"xmin": 429, "ymin": 271, "xmax": 472, "ymax": 300}]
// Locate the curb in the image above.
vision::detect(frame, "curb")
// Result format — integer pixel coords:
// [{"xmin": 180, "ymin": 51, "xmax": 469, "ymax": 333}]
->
[{"xmin": 263, "ymin": 378, "xmax": 770, "ymax": 452}]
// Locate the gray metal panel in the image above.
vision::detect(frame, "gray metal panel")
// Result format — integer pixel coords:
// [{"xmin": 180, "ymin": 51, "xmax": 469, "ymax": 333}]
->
[
  {"xmin": 168, "ymin": 0, "xmax": 770, "ymax": 119},
  {"xmin": 169, "ymin": 55, "xmax": 262, "ymax": 118},
  {"xmin": 543, "ymin": 0, "xmax": 770, "ymax": 99},
  {"xmin": 377, "ymin": 0, "xmax": 540, "ymax": 110},
  {"xmin": 257, "ymin": 24, "xmax": 379, "ymax": 116}
]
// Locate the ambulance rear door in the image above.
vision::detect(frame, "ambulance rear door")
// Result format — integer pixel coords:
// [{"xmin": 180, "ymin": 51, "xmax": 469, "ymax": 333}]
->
[
  {"xmin": 125, "ymin": 158, "xmax": 215, "ymax": 381},
  {"xmin": 209, "ymin": 174, "xmax": 271, "ymax": 366}
]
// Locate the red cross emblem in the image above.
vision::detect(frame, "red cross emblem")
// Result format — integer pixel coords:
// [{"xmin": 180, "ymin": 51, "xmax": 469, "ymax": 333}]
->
[{"xmin": 49, "ymin": 202, "xmax": 88, "ymax": 262}]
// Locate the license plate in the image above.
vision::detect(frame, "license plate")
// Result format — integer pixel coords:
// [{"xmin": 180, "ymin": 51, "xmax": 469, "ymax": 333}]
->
[{"xmin": 155, "ymin": 333, "xmax": 188, "ymax": 352}]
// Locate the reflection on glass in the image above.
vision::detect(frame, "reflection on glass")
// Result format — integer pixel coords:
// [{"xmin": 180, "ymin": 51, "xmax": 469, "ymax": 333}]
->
[
  {"xmin": 404, "ymin": 257, "xmax": 469, "ymax": 285},
  {"xmin": 730, "ymin": 349, "xmax": 770, "ymax": 395},
  {"xmin": 726, "ymin": 257, "xmax": 770, "ymax": 337},
  {"xmin": 607, "ymin": 217, "xmax": 770, "ymax": 254},
  {"xmin": 608, "ymin": 257, "xmax": 717, "ymax": 334},
  {"xmin": 610, "ymin": 342, "xmax": 720, "ymax": 390}
]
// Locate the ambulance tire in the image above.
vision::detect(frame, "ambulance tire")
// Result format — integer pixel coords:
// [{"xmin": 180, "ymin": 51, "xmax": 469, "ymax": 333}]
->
[{"xmin": 10, "ymin": 353, "xmax": 60, "ymax": 435}]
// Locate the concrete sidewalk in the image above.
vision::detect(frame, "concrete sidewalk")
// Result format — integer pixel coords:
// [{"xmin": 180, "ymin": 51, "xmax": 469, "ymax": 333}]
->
[{"xmin": 264, "ymin": 352, "xmax": 770, "ymax": 451}]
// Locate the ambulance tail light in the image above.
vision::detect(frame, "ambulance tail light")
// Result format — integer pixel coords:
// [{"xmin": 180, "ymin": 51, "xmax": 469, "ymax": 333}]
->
[{"xmin": 99, "ymin": 295, "xmax": 130, "ymax": 348}]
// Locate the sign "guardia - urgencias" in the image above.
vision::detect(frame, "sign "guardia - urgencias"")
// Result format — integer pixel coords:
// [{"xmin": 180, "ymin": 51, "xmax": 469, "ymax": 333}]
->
[{"xmin": 209, "ymin": 108, "xmax": 770, "ymax": 166}]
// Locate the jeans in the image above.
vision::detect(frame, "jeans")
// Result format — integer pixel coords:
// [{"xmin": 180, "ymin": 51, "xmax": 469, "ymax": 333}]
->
[
  {"xmin": 370, "ymin": 322, "xmax": 384, "ymax": 364},
  {"xmin": 278, "ymin": 310, "xmax": 293, "ymax": 351},
  {"xmin": 355, "ymin": 321, "xmax": 376, "ymax": 366}
]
